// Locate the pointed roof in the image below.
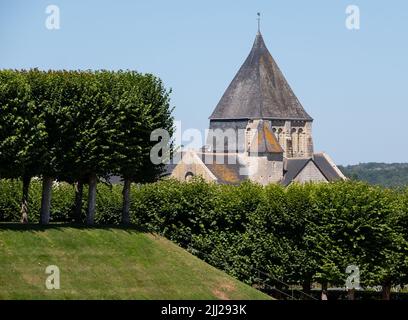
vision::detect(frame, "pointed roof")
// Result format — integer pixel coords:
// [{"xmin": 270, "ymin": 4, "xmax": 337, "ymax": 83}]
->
[
  {"xmin": 249, "ymin": 120, "xmax": 283, "ymax": 154},
  {"xmin": 210, "ymin": 33, "xmax": 312, "ymax": 121},
  {"xmin": 281, "ymin": 153, "xmax": 346, "ymax": 186}
]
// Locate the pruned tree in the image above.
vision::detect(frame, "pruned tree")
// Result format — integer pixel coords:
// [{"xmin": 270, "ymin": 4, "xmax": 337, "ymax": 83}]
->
[
  {"xmin": 0, "ymin": 70, "xmax": 46, "ymax": 223},
  {"xmin": 110, "ymin": 71, "xmax": 174, "ymax": 224}
]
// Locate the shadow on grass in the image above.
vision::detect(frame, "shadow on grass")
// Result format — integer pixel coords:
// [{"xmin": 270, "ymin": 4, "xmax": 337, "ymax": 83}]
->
[{"xmin": 0, "ymin": 222, "xmax": 150, "ymax": 234}]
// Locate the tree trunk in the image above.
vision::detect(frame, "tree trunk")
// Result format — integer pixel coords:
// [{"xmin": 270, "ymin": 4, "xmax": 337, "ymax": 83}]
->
[
  {"xmin": 40, "ymin": 176, "xmax": 53, "ymax": 224},
  {"xmin": 302, "ymin": 278, "xmax": 311, "ymax": 298},
  {"xmin": 347, "ymin": 288, "xmax": 356, "ymax": 300},
  {"xmin": 122, "ymin": 179, "xmax": 131, "ymax": 225},
  {"xmin": 86, "ymin": 174, "xmax": 97, "ymax": 226},
  {"xmin": 382, "ymin": 281, "xmax": 392, "ymax": 300},
  {"xmin": 74, "ymin": 180, "xmax": 84, "ymax": 223},
  {"xmin": 320, "ymin": 281, "xmax": 328, "ymax": 300},
  {"xmin": 20, "ymin": 176, "xmax": 31, "ymax": 223}
]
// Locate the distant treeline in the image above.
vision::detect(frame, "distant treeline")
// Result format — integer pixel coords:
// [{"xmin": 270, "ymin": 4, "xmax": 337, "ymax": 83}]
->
[
  {"xmin": 1, "ymin": 178, "xmax": 407, "ymax": 300},
  {"xmin": 339, "ymin": 163, "xmax": 408, "ymax": 188}
]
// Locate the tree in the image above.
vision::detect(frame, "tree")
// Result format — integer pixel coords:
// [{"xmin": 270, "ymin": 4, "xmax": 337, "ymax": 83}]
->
[
  {"xmin": 0, "ymin": 70, "xmax": 46, "ymax": 223},
  {"xmin": 243, "ymin": 184, "xmax": 290, "ymax": 286},
  {"xmin": 284, "ymin": 183, "xmax": 319, "ymax": 295},
  {"xmin": 54, "ymin": 71, "xmax": 92, "ymax": 223},
  {"xmin": 76, "ymin": 71, "xmax": 115, "ymax": 225},
  {"xmin": 110, "ymin": 72, "xmax": 174, "ymax": 224},
  {"xmin": 308, "ymin": 181, "xmax": 402, "ymax": 299},
  {"xmin": 243, "ymin": 183, "xmax": 321, "ymax": 297},
  {"xmin": 24, "ymin": 70, "xmax": 65, "ymax": 224},
  {"xmin": 373, "ymin": 188, "xmax": 408, "ymax": 300}
]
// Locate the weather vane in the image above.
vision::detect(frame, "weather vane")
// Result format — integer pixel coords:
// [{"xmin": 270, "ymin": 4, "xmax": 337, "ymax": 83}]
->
[{"xmin": 257, "ymin": 12, "xmax": 261, "ymax": 33}]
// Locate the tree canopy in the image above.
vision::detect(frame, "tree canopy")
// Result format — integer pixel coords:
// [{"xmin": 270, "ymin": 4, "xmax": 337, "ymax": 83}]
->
[{"xmin": 0, "ymin": 69, "xmax": 174, "ymax": 224}]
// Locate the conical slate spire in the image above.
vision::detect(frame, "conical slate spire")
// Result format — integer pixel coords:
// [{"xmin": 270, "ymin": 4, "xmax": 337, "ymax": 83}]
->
[{"xmin": 209, "ymin": 33, "xmax": 312, "ymax": 121}]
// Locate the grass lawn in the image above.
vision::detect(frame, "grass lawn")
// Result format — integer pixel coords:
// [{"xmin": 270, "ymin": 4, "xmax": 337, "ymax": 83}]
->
[{"xmin": 0, "ymin": 224, "xmax": 271, "ymax": 300}]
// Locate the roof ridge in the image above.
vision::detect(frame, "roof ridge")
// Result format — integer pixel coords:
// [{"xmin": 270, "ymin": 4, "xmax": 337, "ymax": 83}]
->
[{"xmin": 256, "ymin": 34, "xmax": 264, "ymax": 119}]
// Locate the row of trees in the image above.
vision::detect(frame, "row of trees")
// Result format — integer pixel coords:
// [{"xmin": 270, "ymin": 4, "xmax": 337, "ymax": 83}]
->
[{"xmin": 0, "ymin": 69, "xmax": 173, "ymax": 225}]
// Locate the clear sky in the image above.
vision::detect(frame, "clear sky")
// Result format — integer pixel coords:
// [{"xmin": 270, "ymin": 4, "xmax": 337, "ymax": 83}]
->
[{"xmin": 1, "ymin": 0, "xmax": 407, "ymax": 165}]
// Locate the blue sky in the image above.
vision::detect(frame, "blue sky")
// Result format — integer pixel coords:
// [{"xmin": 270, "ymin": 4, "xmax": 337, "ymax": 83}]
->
[{"xmin": 1, "ymin": 0, "xmax": 407, "ymax": 165}]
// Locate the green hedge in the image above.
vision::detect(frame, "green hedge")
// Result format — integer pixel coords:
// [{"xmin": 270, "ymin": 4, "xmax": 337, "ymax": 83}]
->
[{"xmin": 0, "ymin": 179, "xmax": 123, "ymax": 224}]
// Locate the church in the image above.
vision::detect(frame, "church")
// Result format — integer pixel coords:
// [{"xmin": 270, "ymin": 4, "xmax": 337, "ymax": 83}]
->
[{"xmin": 168, "ymin": 31, "xmax": 346, "ymax": 186}]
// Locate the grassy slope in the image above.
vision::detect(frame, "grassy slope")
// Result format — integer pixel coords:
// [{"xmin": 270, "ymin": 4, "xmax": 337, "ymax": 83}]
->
[{"xmin": 0, "ymin": 225, "xmax": 270, "ymax": 300}]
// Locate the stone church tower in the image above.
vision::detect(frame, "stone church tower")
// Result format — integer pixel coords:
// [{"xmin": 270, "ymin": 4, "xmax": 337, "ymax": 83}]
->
[
  {"xmin": 208, "ymin": 32, "xmax": 314, "ymax": 159},
  {"xmin": 168, "ymin": 31, "xmax": 345, "ymax": 186}
]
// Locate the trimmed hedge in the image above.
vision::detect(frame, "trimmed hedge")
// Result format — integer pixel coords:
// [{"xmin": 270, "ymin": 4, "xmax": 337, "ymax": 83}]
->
[{"xmin": 0, "ymin": 179, "xmax": 122, "ymax": 224}]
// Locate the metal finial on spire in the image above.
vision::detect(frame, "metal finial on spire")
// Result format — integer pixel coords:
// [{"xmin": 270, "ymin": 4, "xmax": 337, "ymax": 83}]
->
[{"xmin": 257, "ymin": 12, "xmax": 261, "ymax": 33}]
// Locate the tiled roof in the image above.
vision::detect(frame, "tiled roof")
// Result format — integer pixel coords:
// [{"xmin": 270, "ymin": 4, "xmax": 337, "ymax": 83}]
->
[
  {"xmin": 209, "ymin": 33, "xmax": 312, "ymax": 121},
  {"xmin": 196, "ymin": 153, "xmax": 247, "ymax": 184},
  {"xmin": 281, "ymin": 154, "xmax": 345, "ymax": 186},
  {"xmin": 281, "ymin": 158, "xmax": 311, "ymax": 186},
  {"xmin": 249, "ymin": 120, "xmax": 284, "ymax": 154},
  {"xmin": 313, "ymin": 153, "xmax": 345, "ymax": 182}
]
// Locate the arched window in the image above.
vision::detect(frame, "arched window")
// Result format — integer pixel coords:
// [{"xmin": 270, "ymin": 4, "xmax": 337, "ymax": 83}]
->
[
  {"xmin": 291, "ymin": 128, "xmax": 297, "ymax": 155},
  {"xmin": 277, "ymin": 128, "xmax": 283, "ymax": 143},
  {"xmin": 298, "ymin": 128, "xmax": 304, "ymax": 155},
  {"xmin": 245, "ymin": 128, "xmax": 251, "ymax": 152},
  {"xmin": 286, "ymin": 139, "xmax": 293, "ymax": 157},
  {"xmin": 185, "ymin": 172, "xmax": 194, "ymax": 181}
]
